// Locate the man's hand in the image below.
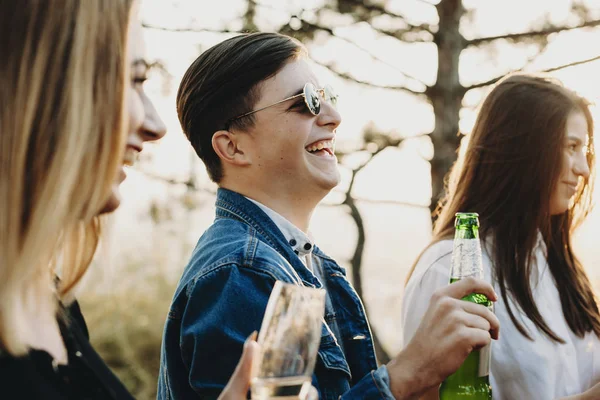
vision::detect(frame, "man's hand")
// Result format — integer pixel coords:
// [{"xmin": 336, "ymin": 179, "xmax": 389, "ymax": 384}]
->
[
  {"xmin": 217, "ymin": 332, "xmax": 319, "ymax": 400},
  {"xmin": 218, "ymin": 332, "xmax": 259, "ymax": 400},
  {"xmin": 388, "ymin": 277, "xmax": 500, "ymax": 400}
]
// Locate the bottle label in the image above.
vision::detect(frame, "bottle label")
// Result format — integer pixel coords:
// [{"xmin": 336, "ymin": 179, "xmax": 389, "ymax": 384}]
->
[
  {"xmin": 478, "ymin": 342, "xmax": 491, "ymax": 377},
  {"xmin": 451, "ymin": 238, "xmax": 484, "ymax": 279}
]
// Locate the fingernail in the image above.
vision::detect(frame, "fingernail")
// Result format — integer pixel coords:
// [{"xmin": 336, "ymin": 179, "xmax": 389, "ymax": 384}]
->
[{"xmin": 245, "ymin": 331, "xmax": 258, "ymax": 346}]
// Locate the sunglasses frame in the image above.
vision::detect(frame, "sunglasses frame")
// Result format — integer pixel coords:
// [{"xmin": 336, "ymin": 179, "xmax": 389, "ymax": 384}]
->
[{"xmin": 226, "ymin": 82, "xmax": 337, "ymax": 128}]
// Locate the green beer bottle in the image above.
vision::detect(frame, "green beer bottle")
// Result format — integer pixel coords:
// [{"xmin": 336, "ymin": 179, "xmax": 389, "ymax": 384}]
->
[{"xmin": 439, "ymin": 212, "xmax": 492, "ymax": 400}]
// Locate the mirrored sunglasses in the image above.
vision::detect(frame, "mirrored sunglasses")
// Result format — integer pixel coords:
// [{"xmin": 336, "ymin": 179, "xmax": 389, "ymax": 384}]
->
[{"xmin": 227, "ymin": 82, "xmax": 338, "ymax": 127}]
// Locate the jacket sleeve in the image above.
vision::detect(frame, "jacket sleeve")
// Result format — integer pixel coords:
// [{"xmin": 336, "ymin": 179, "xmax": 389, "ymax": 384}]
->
[{"xmin": 179, "ymin": 263, "xmax": 276, "ymax": 398}]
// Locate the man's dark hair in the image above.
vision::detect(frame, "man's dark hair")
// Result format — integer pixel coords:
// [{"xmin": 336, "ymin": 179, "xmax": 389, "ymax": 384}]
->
[{"xmin": 177, "ymin": 32, "xmax": 305, "ymax": 182}]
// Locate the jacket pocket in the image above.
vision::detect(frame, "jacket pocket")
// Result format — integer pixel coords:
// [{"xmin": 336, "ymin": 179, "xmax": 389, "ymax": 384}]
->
[{"xmin": 317, "ymin": 324, "xmax": 352, "ymax": 381}]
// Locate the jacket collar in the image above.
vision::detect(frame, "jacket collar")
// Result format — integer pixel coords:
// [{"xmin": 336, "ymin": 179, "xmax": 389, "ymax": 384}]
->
[
  {"xmin": 215, "ymin": 188, "xmax": 323, "ymax": 288},
  {"xmin": 244, "ymin": 197, "xmax": 315, "ymax": 259}
]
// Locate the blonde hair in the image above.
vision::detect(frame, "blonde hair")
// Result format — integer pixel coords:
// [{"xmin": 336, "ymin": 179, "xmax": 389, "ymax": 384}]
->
[{"xmin": 0, "ymin": 0, "xmax": 133, "ymax": 355}]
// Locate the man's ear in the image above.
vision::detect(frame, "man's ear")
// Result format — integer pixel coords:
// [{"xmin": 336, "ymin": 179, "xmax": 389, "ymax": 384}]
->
[{"xmin": 212, "ymin": 130, "xmax": 252, "ymax": 166}]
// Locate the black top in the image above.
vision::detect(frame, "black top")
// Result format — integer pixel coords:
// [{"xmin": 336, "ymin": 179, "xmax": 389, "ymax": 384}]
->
[{"xmin": 0, "ymin": 301, "xmax": 134, "ymax": 400}]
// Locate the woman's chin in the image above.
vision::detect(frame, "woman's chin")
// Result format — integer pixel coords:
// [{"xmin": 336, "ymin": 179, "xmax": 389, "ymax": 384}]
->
[
  {"xmin": 98, "ymin": 190, "xmax": 121, "ymax": 215},
  {"xmin": 98, "ymin": 168, "xmax": 126, "ymax": 215}
]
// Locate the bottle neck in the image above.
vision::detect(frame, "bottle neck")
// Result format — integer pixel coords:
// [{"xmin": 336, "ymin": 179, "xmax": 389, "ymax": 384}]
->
[
  {"xmin": 451, "ymin": 226, "xmax": 483, "ymax": 280},
  {"xmin": 454, "ymin": 226, "xmax": 479, "ymax": 240}
]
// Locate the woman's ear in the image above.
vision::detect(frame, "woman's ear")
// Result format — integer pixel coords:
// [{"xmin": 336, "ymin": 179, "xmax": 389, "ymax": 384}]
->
[{"xmin": 212, "ymin": 130, "xmax": 252, "ymax": 166}]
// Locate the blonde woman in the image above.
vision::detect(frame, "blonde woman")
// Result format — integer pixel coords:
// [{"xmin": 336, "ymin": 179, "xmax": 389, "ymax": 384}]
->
[{"xmin": 0, "ymin": 1, "xmax": 257, "ymax": 399}]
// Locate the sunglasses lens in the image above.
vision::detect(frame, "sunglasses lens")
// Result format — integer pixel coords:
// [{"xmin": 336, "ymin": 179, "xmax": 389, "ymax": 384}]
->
[
  {"xmin": 324, "ymin": 85, "xmax": 338, "ymax": 107},
  {"xmin": 304, "ymin": 83, "xmax": 320, "ymax": 115}
]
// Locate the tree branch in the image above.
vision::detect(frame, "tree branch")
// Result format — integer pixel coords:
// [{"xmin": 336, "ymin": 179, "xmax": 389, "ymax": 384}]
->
[
  {"xmin": 463, "ymin": 53, "xmax": 600, "ymax": 92},
  {"xmin": 370, "ymin": 25, "xmax": 434, "ymax": 43},
  {"xmin": 242, "ymin": 0, "xmax": 258, "ymax": 32},
  {"xmin": 347, "ymin": 0, "xmax": 408, "ymax": 20},
  {"xmin": 254, "ymin": 0, "xmax": 309, "ymax": 14},
  {"xmin": 142, "ymin": 23, "xmax": 241, "ymax": 35},
  {"xmin": 137, "ymin": 166, "xmax": 430, "ymax": 210},
  {"xmin": 325, "ymin": 195, "xmax": 429, "ymax": 209},
  {"xmin": 338, "ymin": 0, "xmax": 434, "ymax": 33},
  {"xmin": 512, "ymin": 40, "xmax": 551, "ymax": 72},
  {"xmin": 290, "ymin": 18, "xmax": 429, "ymax": 90},
  {"xmin": 413, "ymin": 0, "xmax": 437, "ymax": 5},
  {"xmin": 467, "ymin": 19, "xmax": 600, "ymax": 47},
  {"xmin": 312, "ymin": 59, "xmax": 427, "ymax": 97},
  {"xmin": 542, "ymin": 54, "xmax": 600, "ymax": 73},
  {"xmin": 462, "ymin": 75, "xmax": 503, "ymax": 92},
  {"xmin": 327, "ymin": 0, "xmax": 434, "ymax": 42}
]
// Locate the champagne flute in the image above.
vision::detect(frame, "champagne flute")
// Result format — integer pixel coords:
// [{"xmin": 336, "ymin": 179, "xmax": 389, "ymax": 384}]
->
[{"xmin": 251, "ymin": 281, "xmax": 326, "ymax": 400}]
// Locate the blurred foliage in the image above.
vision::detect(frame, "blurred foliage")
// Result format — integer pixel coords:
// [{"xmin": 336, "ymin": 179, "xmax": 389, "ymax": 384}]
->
[{"xmin": 79, "ymin": 264, "xmax": 177, "ymax": 400}]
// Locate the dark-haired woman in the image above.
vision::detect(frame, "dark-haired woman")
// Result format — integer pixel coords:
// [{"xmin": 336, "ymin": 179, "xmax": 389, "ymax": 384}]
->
[{"xmin": 403, "ymin": 73, "xmax": 600, "ymax": 400}]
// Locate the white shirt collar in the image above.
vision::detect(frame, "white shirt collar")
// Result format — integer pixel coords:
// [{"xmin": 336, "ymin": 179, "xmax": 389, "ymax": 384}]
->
[{"xmin": 245, "ymin": 197, "xmax": 314, "ymax": 257}]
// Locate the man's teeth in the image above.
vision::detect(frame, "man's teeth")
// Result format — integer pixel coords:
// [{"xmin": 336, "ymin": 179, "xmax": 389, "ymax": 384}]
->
[{"xmin": 306, "ymin": 140, "xmax": 334, "ymax": 153}]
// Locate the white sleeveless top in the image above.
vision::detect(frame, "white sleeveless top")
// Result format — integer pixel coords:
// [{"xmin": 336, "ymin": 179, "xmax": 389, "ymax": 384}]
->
[{"xmin": 402, "ymin": 238, "xmax": 600, "ymax": 399}]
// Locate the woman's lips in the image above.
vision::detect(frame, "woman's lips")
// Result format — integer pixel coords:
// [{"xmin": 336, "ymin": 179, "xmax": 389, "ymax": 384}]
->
[{"xmin": 565, "ymin": 182, "xmax": 578, "ymax": 196}]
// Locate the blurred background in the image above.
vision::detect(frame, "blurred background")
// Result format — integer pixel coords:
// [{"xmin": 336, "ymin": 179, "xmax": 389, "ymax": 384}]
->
[{"xmin": 77, "ymin": 0, "xmax": 600, "ymax": 398}]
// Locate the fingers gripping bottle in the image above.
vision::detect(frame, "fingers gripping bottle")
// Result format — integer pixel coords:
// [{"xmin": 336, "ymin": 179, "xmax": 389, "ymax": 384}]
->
[{"xmin": 439, "ymin": 212, "xmax": 492, "ymax": 400}]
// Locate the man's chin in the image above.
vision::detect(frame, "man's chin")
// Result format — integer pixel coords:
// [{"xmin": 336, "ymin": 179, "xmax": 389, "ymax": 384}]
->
[{"xmin": 317, "ymin": 173, "xmax": 341, "ymax": 193}]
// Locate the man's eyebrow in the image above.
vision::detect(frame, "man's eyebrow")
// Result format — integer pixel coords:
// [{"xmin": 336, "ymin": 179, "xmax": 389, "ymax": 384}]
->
[{"xmin": 284, "ymin": 87, "xmax": 305, "ymax": 99}]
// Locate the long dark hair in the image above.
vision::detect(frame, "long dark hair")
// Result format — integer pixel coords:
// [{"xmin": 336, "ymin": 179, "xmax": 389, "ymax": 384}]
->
[{"xmin": 412, "ymin": 73, "xmax": 599, "ymax": 342}]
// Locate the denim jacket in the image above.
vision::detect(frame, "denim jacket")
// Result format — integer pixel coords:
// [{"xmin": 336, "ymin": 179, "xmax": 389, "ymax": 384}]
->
[{"xmin": 157, "ymin": 188, "xmax": 395, "ymax": 400}]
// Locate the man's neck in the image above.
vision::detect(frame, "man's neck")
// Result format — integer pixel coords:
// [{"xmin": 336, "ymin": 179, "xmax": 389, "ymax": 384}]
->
[{"xmin": 220, "ymin": 184, "xmax": 319, "ymax": 233}]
